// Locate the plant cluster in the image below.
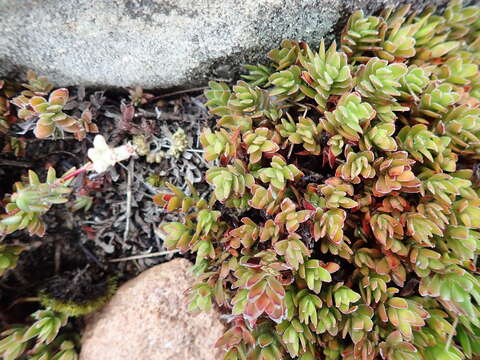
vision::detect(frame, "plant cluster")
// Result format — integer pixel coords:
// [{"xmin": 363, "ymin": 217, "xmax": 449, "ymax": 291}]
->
[
  {"xmin": 0, "ymin": 309, "xmax": 77, "ymax": 360},
  {"xmin": 160, "ymin": 1, "xmax": 480, "ymax": 359},
  {"xmin": 10, "ymin": 71, "xmax": 98, "ymax": 140},
  {"xmin": 0, "ymin": 102, "xmax": 133, "ymax": 359}
]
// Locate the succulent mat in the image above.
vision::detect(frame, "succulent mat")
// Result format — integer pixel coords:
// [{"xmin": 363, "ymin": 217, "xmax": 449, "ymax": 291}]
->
[{"xmin": 160, "ymin": 1, "xmax": 480, "ymax": 359}]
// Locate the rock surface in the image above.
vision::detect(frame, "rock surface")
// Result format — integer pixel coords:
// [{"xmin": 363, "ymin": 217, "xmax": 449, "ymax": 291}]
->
[
  {"xmin": 0, "ymin": 0, "xmax": 457, "ymax": 89},
  {"xmin": 79, "ymin": 258, "xmax": 225, "ymax": 360}
]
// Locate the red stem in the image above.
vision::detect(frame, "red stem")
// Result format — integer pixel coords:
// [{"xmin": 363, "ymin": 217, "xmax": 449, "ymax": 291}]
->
[{"xmin": 57, "ymin": 163, "xmax": 93, "ymax": 184}]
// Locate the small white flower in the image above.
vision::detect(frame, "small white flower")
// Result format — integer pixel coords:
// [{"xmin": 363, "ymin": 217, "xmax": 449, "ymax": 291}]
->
[{"xmin": 87, "ymin": 135, "xmax": 135, "ymax": 173}]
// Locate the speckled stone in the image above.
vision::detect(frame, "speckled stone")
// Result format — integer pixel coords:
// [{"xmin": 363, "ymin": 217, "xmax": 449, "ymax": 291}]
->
[{"xmin": 0, "ymin": 0, "xmax": 457, "ymax": 89}]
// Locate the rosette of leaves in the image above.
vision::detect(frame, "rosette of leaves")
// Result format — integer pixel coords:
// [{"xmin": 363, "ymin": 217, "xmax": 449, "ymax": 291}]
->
[
  {"xmin": 23, "ymin": 309, "xmax": 68, "ymax": 345},
  {"xmin": 0, "ymin": 326, "xmax": 28, "ymax": 360},
  {"xmin": 312, "ymin": 177, "xmax": 358, "ymax": 210},
  {"xmin": 327, "ymin": 135, "xmax": 345, "ymax": 157},
  {"xmin": 342, "ymin": 304, "xmax": 374, "ymax": 344},
  {"xmin": 438, "ymin": 105, "xmax": 480, "ymax": 156},
  {"xmin": 437, "ymin": 54, "xmax": 479, "ymax": 86},
  {"xmin": 298, "ymin": 260, "xmax": 339, "ymax": 294},
  {"xmin": 409, "ymin": 7, "xmax": 442, "ymax": 47},
  {"xmin": 242, "ymin": 64, "xmax": 275, "ymax": 87},
  {"xmin": 328, "ymin": 284, "xmax": 361, "ymax": 314},
  {"xmin": 379, "ymin": 331, "xmax": 420, "ymax": 360},
  {"xmin": 29, "ymin": 89, "xmax": 81, "ymax": 138},
  {"xmin": 322, "ymin": 92, "xmax": 375, "ymax": 142},
  {"xmin": 205, "ymin": 81, "xmax": 252, "ymax": 133},
  {"xmin": 419, "ymin": 169, "xmax": 471, "ymax": 205},
  {"xmin": 399, "ymin": 65, "xmax": 431, "ymax": 101},
  {"xmin": 243, "ymin": 127, "xmax": 280, "ymax": 163},
  {"xmin": 377, "ymin": 6, "xmax": 420, "ymax": 62},
  {"xmin": 269, "ymin": 65, "xmax": 304, "ymax": 102},
  {"xmin": 21, "ymin": 70, "xmax": 54, "ymax": 97},
  {"xmin": 200, "ymin": 128, "xmax": 238, "ymax": 161},
  {"xmin": 358, "ymin": 269, "xmax": 390, "ymax": 305},
  {"xmin": 341, "ymin": 10, "xmax": 386, "ymax": 62},
  {"xmin": 256, "ymin": 155, "xmax": 302, "ymax": 190},
  {"xmin": 373, "ymin": 151, "xmax": 421, "ymax": 195},
  {"xmin": 360, "ymin": 122, "xmax": 397, "ymax": 151},
  {"xmin": 0, "ymin": 168, "xmax": 73, "ymax": 236},
  {"xmin": 377, "ymin": 297, "xmax": 429, "ymax": 339},
  {"xmin": 370, "ymin": 213, "xmax": 405, "ymax": 252},
  {"xmin": 249, "ymin": 184, "xmax": 284, "ymax": 215},
  {"xmin": 311, "ymin": 207, "xmax": 347, "ymax": 245},
  {"xmin": 355, "ymin": 58, "xmax": 408, "ymax": 122},
  {"xmin": 232, "ymin": 252, "xmax": 289, "ymax": 326},
  {"xmin": 416, "ymin": 82, "xmax": 460, "ymax": 119},
  {"xmin": 206, "ymin": 159, "xmax": 255, "ymax": 201},
  {"xmin": 274, "ymin": 198, "xmax": 311, "ymax": 234},
  {"xmin": 268, "ymin": 40, "xmax": 302, "ymax": 70},
  {"xmin": 298, "ymin": 40, "xmax": 353, "ymax": 111},
  {"xmin": 443, "ymin": 0, "xmax": 480, "ymax": 40},
  {"xmin": 0, "ymin": 308, "xmax": 74, "ymax": 360},
  {"xmin": 159, "ymin": 2, "xmax": 480, "ymax": 359},
  {"xmin": 336, "ymin": 148, "xmax": 376, "ymax": 184},
  {"xmin": 397, "ymin": 124, "xmax": 450, "ymax": 163},
  {"xmin": 276, "ymin": 115, "xmax": 323, "ymax": 155},
  {"xmin": 419, "ymin": 265, "xmax": 480, "ymax": 317},
  {"xmin": 229, "ymin": 81, "xmax": 281, "ymax": 121},
  {"xmin": 274, "ymin": 233, "xmax": 310, "ymax": 270}
]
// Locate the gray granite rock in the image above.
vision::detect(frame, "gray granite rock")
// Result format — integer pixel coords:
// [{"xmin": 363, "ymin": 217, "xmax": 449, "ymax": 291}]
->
[{"xmin": 0, "ymin": 0, "xmax": 457, "ymax": 89}]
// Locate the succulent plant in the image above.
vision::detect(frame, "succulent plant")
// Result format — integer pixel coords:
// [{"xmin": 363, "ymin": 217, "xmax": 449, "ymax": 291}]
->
[
  {"xmin": 155, "ymin": 1, "xmax": 480, "ymax": 359},
  {"xmin": 0, "ymin": 245, "xmax": 24, "ymax": 276},
  {"xmin": 23, "ymin": 309, "xmax": 68, "ymax": 345},
  {"xmin": 243, "ymin": 127, "xmax": 280, "ymax": 163},
  {"xmin": 355, "ymin": 58, "xmax": 408, "ymax": 118},
  {"xmin": 242, "ymin": 64, "xmax": 275, "ymax": 87},
  {"xmin": 322, "ymin": 92, "xmax": 375, "ymax": 142},
  {"xmin": 437, "ymin": 105, "xmax": 480, "ymax": 156},
  {"xmin": 377, "ymin": 6, "xmax": 419, "ymax": 62},
  {"xmin": 255, "ymin": 155, "xmax": 302, "ymax": 190},
  {"xmin": 21, "ymin": 70, "xmax": 54, "ymax": 97},
  {"xmin": 0, "ymin": 308, "xmax": 77, "ymax": 360},
  {"xmin": 277, "ymin": 115, "xmax": 323, "ymax": 155},
  {"xmin": 416, "ymin": 82, "xmax": 460, "ymax": 119},
  {"xmin": 13, "ymin": 88, "xmax": 81, "ymax": 139},
  {"xmin": 336, "ymin": 148, "xmax": 376, "ymax": 184},
  {"xmin": 206, "ymin": 160, "xmax": 255, "ymax": 201},
  {"xmin": 299, "ymin": 40, "xmax": 352, "ymax": 111},
  {"xmin": 0, "ymin": 168, "xmax": 74, "ymax": 237},
  {"xmin": 399, "ymin": 65, "xmax": 431, "ymax": 101},
  {"xmin": 437, "ymin": 54, "xmax": 479, "ymax": 86},
  {"xmin": 269, "ymin": 65, "xmax": 304, "ymax": 103},
  {"xmin": 397, "ymin": 124, "xmax": 450, "ymax": 163},
  {"xmin": 341, "ymin": 10, "xmax": 386, "ymax": 62},
  {"xmin": 0, "ymin": 326, "xmax": 28, "ymax": 360}
]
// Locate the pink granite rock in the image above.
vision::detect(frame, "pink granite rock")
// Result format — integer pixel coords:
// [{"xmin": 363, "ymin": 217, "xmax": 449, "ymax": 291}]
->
[{"xmin": 80, "ymin": 258, "xmax": 225, "ymax": 360}]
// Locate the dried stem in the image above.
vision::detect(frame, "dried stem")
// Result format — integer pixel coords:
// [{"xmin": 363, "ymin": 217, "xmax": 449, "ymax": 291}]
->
[
  {"xmin": 148, "ymin": 86, "xmax": 207, "ymax": 102},
  {"xmin": 108, "ymin": 249, "xmax": 179, "ymax": 262},
  {"xmin": 123, "ymin": 158, "xmax": 134, "ymax": 244}
]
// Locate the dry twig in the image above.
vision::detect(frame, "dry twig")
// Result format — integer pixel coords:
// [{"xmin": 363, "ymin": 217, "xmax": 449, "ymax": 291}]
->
[
  {"xmin": 108, "ymin": 249, "xmax": 179, "ymax": 262},
  {"xmin": 123, "ymin": 158, "xmax": 134, "ymax": 243}
]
